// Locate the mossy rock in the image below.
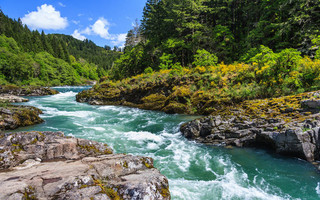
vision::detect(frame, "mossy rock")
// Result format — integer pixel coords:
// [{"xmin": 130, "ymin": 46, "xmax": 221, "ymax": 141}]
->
[{"xmin": 162, "ymin": 102, "xmax": 187, "ymax": 114}]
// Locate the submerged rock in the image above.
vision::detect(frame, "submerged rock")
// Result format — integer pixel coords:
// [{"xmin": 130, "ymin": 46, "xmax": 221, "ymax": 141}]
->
[{"xmin": 0, "ymin": 131, "xmax": 170, "ymax": 200}]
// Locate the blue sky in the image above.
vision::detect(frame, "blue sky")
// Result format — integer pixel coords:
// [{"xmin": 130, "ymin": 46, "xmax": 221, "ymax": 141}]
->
[{"xmin": 1, "ymin": 0, "xmax": 147, "ymax": 47}]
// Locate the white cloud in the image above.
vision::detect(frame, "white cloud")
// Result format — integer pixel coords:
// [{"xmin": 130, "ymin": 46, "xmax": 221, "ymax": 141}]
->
[
  {"xmin": 82, "ymin": 27, "xmax": 92, "ymax": 35},
  {"xmin": 21, "ymin": 4, "xmax": 68, "ymax": 30},
  {"xmin": 112, "ymin": 33, "xmax": 127, "ymax": 47},
  {"xmin": 88, "ymin": 17, "xmax": 93, "ymax": 21},
  {"xmin": 91, "ymin": 18, "xmax": 112, "ymax": 39},
  {"xmin": 72, "ymin": 30, "xmax": 86, "ymax": 41},
  {"xmin": 72, "ymin": 20, "xmax": 80, "ymax": 25},
  {"xmin": 73, "ymin": 17, "xmax": 127, "ymax": 47},
  {"xmin": 58, "ymin": 2, "xmax": 66, "ymax": 7},
  {"xmin": 78, "ymin": 13, "xmax": 84, "ymax": 17}
]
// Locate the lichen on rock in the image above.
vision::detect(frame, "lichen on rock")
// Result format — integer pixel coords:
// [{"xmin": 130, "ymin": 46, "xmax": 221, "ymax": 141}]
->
[{"xmin": 0, "ymin": 131, "xmax": 171, "ymax": 200}]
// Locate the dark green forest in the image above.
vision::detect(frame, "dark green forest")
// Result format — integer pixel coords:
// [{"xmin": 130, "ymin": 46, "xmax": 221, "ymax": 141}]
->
[
  {"xmin": 111, "ymin": 0, "xmax": 320, "ymax": 79},
  {"xmin": 0, "ymin": 10, "xmax": 121, "ymax": 86}
]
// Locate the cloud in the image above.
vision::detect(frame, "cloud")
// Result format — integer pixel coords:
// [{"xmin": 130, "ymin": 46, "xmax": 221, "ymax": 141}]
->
[
  {"xmin": 91, "ymin": 18, "xmax": 112, "ymax": 39},
  {"xmin": 82, "ymin": 27, "xmax": 92, "ymax": 35},
  {"xmin": 112, "ymin": 33, "xmax": 127, "ymax": 47},
  {"xmin": 72, "ymin": 20, "xmax": 80, "ymax": 25},
  {"xmin": 58, "ymin": 2, "xmax": 66, "ymax": 7},
  {"xmin": 88, "ymin": 17, "xmax": 93, "ymax": 21},
  {"xmin": 71, "ymin": 30, "xmax": 86, "ymax": 41},
  {"xmin": 72, "ymin": 17, "xmax": 127, "ymax": 47},
  {"xmin": 21, "ymin": 4, "xmax": 68, "ymax": 30}
]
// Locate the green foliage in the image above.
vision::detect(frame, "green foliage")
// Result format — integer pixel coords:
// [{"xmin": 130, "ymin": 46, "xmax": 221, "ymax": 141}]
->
[
  {"xmin": 159, "ymin": 53, "xmax": 174, "ymax": 70},
  {"xmin": 193, "ymin": 49, "xmax": 218, "ymax": 67},
  {"xmin": 111, "ymin": 0, "xmax": 320, "ymax": 79},
  {"xmin": 144, "ymin": 67, "xmax": 153, "ymax": 74},
  {"xmin": 0, "ymin": 34, "xmax": 99, "ymax": 86},
  {"xmin": 0, "ymin": 10, "xmax": 121, "ymax": 86}
]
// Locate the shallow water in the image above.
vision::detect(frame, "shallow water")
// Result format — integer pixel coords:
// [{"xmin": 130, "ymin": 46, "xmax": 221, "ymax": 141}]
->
[{"xmin": 13, "ymin": 86, "xmax": 320, "ymax": 200}]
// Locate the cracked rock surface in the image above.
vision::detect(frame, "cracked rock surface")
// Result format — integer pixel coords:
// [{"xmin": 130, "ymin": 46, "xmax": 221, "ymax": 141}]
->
[{"xmin": 0, "ymin": 131, "xmax": 170, "ymax": 200}]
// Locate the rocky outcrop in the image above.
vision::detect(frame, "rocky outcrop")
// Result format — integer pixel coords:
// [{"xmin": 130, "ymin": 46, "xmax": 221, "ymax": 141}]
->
[
  {"xmin": 180, "ymin": 91, "xmax": 320, "ymax": 164},
  {"xmin": 0, "ymin": 106, "xmax": 43, "ymax": 130},
  {"xmin": 0, "ymin": 131, "xmax": 170, "ymax": 200},
  {"xmin": 180, "ymin": 115, "xmax": 320, "ymax": 162},
  {"xmin": 0, "ymin": 94, "xmax": 28, "ymax": 103},
  {"xmin": 76, "ymin": 74, "xmax": 215, "ymax": 115},
  {"xmin": 0, "ymin": 85, "xmax": 59, "ymax": 96}
]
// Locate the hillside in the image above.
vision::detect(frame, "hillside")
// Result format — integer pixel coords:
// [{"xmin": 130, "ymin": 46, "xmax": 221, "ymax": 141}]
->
[
  {"xmin": 0, "ymin": 10, "xmax": 121, "ymax": 86},
  {"xmin": 52, "ymin": 34, "xmax": 121, "ymax": 76}
]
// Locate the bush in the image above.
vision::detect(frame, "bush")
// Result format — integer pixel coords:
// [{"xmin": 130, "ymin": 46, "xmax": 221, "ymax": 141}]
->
[{"xmin": 193, "ymin": 49, "xmax": 218, "ymax": 67}]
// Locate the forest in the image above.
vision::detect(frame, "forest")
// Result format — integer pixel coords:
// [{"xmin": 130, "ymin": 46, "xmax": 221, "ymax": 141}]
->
[
  {"xmin": 111, "ymin": 0, "xmax": 320, "ymax": 80},
  {"xmin": 0, "ymin": 10, "xmax": 121, "ymax": 86}
]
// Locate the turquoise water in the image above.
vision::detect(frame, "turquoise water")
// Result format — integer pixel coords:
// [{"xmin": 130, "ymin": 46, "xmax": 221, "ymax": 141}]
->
[{"xmin": 14, "ymin": 86, "xmax": 320, "ymax": 200}]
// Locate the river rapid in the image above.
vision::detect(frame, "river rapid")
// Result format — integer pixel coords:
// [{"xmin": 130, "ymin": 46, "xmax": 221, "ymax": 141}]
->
[{"xmin": 13, "ymin": 86, "xmax": 320, "ymax": 200}]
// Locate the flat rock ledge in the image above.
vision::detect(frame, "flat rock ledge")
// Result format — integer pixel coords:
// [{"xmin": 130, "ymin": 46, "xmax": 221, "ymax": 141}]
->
[{"xmin": 0, "ymin": 131, "xmax": 170, "ymax": 200}]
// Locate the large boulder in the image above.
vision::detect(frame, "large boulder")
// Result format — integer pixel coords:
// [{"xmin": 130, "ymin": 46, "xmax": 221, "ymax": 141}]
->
[
  {"xmin": 0, "ymin": 131, "xmax": 170, "ymax": 200},
  {"xmin": 0, "ymin": 106, "xmax": 43, "ymax": 131}
]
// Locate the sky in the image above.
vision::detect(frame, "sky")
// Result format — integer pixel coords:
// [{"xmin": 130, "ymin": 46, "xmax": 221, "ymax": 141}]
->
[{"xmin": 1, "ymin": 0, "xmax": 147, "ymax": 47}]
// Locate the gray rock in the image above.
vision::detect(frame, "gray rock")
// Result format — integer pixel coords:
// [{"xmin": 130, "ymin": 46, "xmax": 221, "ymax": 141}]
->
[
  {"xmin": 301, "ymin": 99, "xmax": 320, "ymax": 109},
  {"xmin": 0, "ymin": 131, "xmax": 170, "ymax": 200},
  {"xmin": 180, "ymin": 114, "xmax": 320, "ymax": 163}
]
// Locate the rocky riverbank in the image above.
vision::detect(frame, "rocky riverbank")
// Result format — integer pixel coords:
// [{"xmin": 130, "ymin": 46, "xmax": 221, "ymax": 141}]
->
[
  {"xmin": 0, "ymin": 85, "xmax": 59, "ymax": 96},
  {"xmin": 0, "ymin": 105, "xmax": 43, "ymax": 131},
  {"xmin": 0, "ymin": 131, "xmax": 170, "ymax": 199},
  {"xmin": 76, "ymin": 72, "xmax": 219, "ymax": 115},
  {"xmin": 180, "ymin": 91, "xmax": 320, "ymax": 165},
  {"xmin": 0, "ymin": 86, "xmax": 59, "ymax": 131}
]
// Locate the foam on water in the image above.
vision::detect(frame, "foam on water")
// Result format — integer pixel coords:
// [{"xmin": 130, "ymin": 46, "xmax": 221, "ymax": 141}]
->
[
  {"xmin": 316, "ymin": 182, "xmax": 320, "ymax": 196},
  {"xmin": 14, "ymin": 86, "xmax": 320, "ymax": 200},
  {"xmin": 124, "ymin": 131, "xmax": 164, "ymax": 143}
]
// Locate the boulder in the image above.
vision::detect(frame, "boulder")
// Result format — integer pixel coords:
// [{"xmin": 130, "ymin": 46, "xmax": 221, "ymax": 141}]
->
[
  {"xmin": 0, "ymin": 106, "xmax": 43, "ymax": 131},
  {"xmin": 301, "ymin": 99, "xmax": 320, "ymax": 109}
]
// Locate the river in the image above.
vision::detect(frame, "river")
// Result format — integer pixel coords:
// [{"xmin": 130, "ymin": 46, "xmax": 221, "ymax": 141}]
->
[{"xmin": 13, "ymin": 86, "xmax": 320, "ymax": 200}]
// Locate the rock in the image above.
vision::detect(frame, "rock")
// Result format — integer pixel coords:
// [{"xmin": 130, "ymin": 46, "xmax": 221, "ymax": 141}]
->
[
  {"xmin": 275, "ymin": 128, "xmax": 316, "ymax": 161},
  {"xmin": 180, "ymin": 114, "xmax": 320, "ymax": 163},
  {"xmin": 0, "ymin": 105, "xmax": 43, "ymax": 131},
  {"xmin": 0, "ymin": 131, "xmax": 170, "ymax": 200},
  {"xmin": 301, "ymin": 99, "xmax": 320, "ymax": 109},
  {"xmin": 0, "ymin": 94, "xmax": 28, "ymax": 103},
  {"xmin": 0, "ymin": 85, "xmax": 59, "ymax": 96}
]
